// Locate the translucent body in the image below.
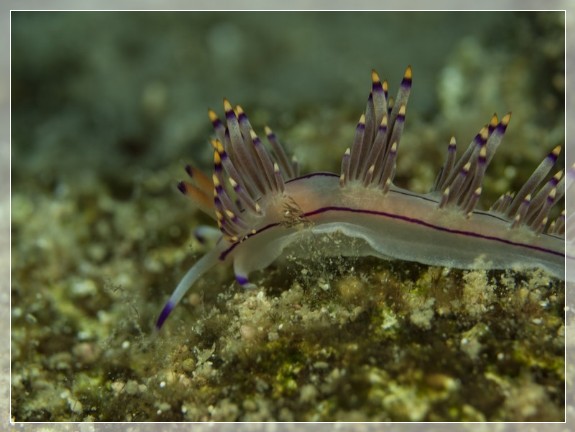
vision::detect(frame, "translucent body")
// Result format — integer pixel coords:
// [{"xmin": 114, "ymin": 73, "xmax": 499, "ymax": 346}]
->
[{"xmin": 156, "ymin": 173, "xmax": 565, "ymax": 329}]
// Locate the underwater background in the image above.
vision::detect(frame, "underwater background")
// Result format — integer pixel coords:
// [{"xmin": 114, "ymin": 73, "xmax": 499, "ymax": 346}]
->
[{"xmin": 10, "ymin": 11, "xmax": 568, "ymax": 425}]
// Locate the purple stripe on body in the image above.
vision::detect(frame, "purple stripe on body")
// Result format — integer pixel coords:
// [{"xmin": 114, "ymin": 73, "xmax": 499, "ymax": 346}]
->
[
  {"xmin": 286, "ymin": 173, "xmax": 511, "ymax": 224},
  {"xmin": 219, "ymin": 205, "xmax": 564, "ymax": 261},
  {"xmin": 308, "ymin": 206, "xmax": 564, "ymax": 258},
  {"xmin": 285, "ymin": 172, "xmax": 339, "ymax": 183}
]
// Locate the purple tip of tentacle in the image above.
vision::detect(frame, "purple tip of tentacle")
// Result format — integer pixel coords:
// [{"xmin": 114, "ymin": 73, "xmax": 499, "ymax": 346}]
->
[
  {"xmin": 177, "ymin": 181, "xmax": 186, "ymax": 195},
  {"xmin": 185, "ymin": 164, "xmax": 193, "ymax": 177},
  {"xmin": 219, "ymin": 149, "xmax": 229, "ymax": 161},
  {"xmin": 495, "ymin": 120, "xmax": 509, "ymax": 135},
  {"xmin": 156, "ymin": 300, "xmax": 175, "ymax": 330},
  {"xmin": 478, "ymin": 152, "xmax": 486, "ymax": 165},
  {"xmin": 547, "ymin": 149, "xmax": 559, "ymax": 164},
  {"xmin": 471, "ymin": 131, "xmax": 482, "ymax": 145},
  {"xmin": 547, "ymin": 193, "xmax": 556, "ymax": 205},
  {"xmin": 478, "ymin": 132, "xmax": 488, "ymax": 147},
  {"xmin": 235, "ymin": 274, "xmax": 249, "ymax": 286},
  {"xmin": 209, "ymin": 115, "xmax": 222, "ymax": 129},
  {"xmin": 214, "ymin": 159, "xmax": 223, "ymax": 173},
  {"xmin": 401, "ymin": 70, "xmax": 412, "ymax": 89},
  {"xmin": 214, "ymin": 196, "xmax": 222, "ymax": 210}
]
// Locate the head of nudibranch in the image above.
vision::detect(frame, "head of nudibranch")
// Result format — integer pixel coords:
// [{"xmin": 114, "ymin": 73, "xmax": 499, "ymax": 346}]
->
[{"xmin": 156, "ymin": 66, "xmax": 567, "ymax": 330}]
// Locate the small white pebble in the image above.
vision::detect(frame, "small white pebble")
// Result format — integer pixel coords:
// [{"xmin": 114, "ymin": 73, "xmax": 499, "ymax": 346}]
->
[
  {"xmin": 160, "ymin": 381, "xmax": 166, "ymax": 388},
  {"xmin": 461, "ymin": 338, "xmax": 469, "ymax": 345},
  {"xmin": 532, "ymin": 318, "xmax": 542, "ymax": 325},
  {"xmin": 121, "ymin": 341, "xmax": 130, "ymax": 349}
]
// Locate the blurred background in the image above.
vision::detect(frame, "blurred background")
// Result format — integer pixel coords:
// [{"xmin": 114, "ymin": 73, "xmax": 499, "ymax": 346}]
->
[{"xmin": 11, "ymin": 12, "xmax": 565, "ymax": 189}]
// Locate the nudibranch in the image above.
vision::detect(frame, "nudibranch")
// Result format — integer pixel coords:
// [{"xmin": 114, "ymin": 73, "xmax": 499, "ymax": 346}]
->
[{"xmin": 156, "ymin": 67, "xmax": 568, "ymax": 329}]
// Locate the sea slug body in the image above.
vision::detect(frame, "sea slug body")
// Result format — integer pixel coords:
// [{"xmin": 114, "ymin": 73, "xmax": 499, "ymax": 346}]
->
[{"xmin": 156, "ymin": 67, "xmax": 568, "ymax": 329}]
